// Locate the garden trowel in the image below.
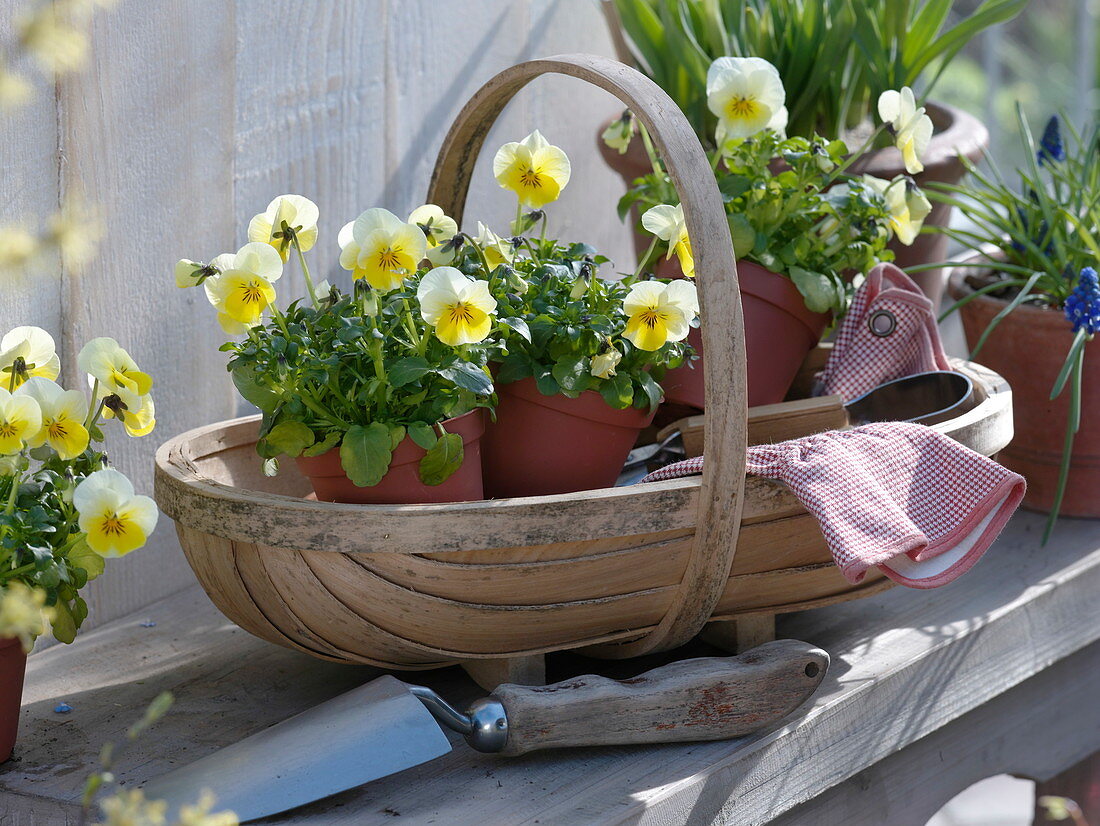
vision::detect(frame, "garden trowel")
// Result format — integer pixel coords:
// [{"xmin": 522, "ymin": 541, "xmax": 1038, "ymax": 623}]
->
[{"xmin": 142, "ymin": 639, "xmax": 828, "ymax": 822}]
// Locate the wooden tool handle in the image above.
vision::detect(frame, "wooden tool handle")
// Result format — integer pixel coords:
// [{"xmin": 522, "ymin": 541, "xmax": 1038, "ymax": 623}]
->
[{"xmin": 491, "ymin": 640, "xmax": 828, "ymax": 756}]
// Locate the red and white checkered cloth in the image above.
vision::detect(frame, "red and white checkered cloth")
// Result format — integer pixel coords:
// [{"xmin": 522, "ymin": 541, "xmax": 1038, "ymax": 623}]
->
[
  {"xmin": 642, "ymin": 422, "xmax": 1025, "ymax": 588},
  {"xmin": 818, "ymin": 263, "xmax": 952, "ymax": 401}
]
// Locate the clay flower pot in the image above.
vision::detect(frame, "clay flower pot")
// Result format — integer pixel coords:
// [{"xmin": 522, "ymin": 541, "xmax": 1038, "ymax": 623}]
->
[
  {"xmin": 657, "ymin": 258, "xmax": 830, "ymax": 410},
  {"xmin": 481, "ymin": 377, "xmax": 656, "ymax": 498},
  {"xmin": 597, "ymin": 101, "xmax": 989, "ymax": 308},
  {"xmin": 948, "ymin": 259, "xmax": 1100, "ymax": 517},
  {"xmin": 295, "ymin": 410, "xmax": 486, "ymax": 505},
  {"xmin": 0, "ymin": 636, "xmax": 27, "ymax": 763}
]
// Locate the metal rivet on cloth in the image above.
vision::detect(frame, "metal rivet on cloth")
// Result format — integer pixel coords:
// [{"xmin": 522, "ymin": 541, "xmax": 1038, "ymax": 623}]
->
[{"xmin": 868, "ymin": 309, "xmax": 897, "ymax": 337}]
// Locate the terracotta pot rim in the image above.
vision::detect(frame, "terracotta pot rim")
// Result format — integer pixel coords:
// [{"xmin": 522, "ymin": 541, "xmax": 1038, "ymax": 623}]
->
[
  {"xmin": 946, "ymin": 249, "xmax": 1069, "ymax": 327},
  {"xmin": 497, "ymin": 376, "xmax": 655, "ymax": 429},
  {"xmin": 734, "ymin": 259, "xmax": 831, "ymax": 339}
]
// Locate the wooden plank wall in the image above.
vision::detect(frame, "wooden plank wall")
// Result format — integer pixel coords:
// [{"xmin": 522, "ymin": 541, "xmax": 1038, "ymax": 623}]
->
[{"xmin": 1, "ymin": 0, "xmax": 631, "ymax": 631}]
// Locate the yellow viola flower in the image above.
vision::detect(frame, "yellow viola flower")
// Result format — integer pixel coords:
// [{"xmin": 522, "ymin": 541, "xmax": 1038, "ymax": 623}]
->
[
  {"xmin": 16, "ymin": 377, "xmax": 89, "ymax": 460},
  {"xmin": 409, "ymin": 204, "xmax": 460, "ymax": 266},
  {"xmin": 622, "ymin": 280, "xmax": 700, "ymax": 352},
  {"xmin": 74, "ymin": 468, "xmax": 158, "ymax": 558},
  {"xmin": 590, "ymin": 346, "xmax": 622, "ymax": 379},
  {"xmin": 77, "ymin": 337, "xmax": 153, "ymax": 412},
  {"xmin": 338, "ymin": 208, "xmax": 427, "ymax": 292},
  {"xmin": 0, "ymin": 326, "xmax": 61, "ymax": 390},
  {"xmin": 475, "ymin": 223, "xmax": 514, "ymax": 269},
  {"xmin": 641, "ymin": 204, "xmax": 694, "ymax": 278},
  {"xmin": 0, "ymin": 582, "xmax": 51, "ymax": 652},
  {"xmin": 103, "ymin": 392, "xmax": 156, "ymax": 438},
  {"xmin": 707, "ymin": 57, "xmax": 788, "ymax": 145},
  {"xmin": 0, "ymin": 226, "xmax": 39, "ymax": 270},
  {"xmin": 878, "ymin": 87, "xmax": 933, "ymax": 176},
  {"xmin": 493, "ymin": 130, "xmax": 572, "ymax": 208},
  {"xmin": 864, "ymin": 175, "xmax": 932, "ymax": 246},
  {"xmin": 417, "ymin": 267, "xmax": 498, "ymax": 346},
  {"xmin": 0, "ymin": 69, "xmax": 32, "ymax": 109},
  {"xmin": 175, "ymin": 791, "xmax": 239, "ymax": 826},
  {"xmin": 203, "ymin": 243, "xmax": 283, "ymax": 334},
  {"xmin": 247, "ymin": 194, "xmax": 319, "ymax": 261},
  {"xmin": 95, "ymin": 788, "xmax": 169, "ymax": 826},
  {"xmin": 0, "ymin": 387, "xmax": 42, "ymax": 455},
  {"xmin": 601, "ymin": 111, "xmax": 634, "ymax": 155},
  {"xmin": 175, "ymin": 258, "xmax": 219, "ymax": 289}
]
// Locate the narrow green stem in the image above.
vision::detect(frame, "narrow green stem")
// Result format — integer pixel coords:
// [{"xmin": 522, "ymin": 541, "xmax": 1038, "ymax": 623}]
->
[
  {"xmin": 639, "ymin": 124, "xmax": 664, "ymax": 180},
  {"xmin": 0, "ymin": 562, "xmax": 35, "ymax": 582},
  {"xmin": 514, "ymin": 201, "xmax": 524, "ymax": 236},
  {"xmin": 632, "ymin": 236, "xmax": 661, "ymax": 279},
  {"xmin": 294, "ymin": 240, "xmax": 320, "ymax": 308},
  {"xmin": 3, "ymin": 471, "xmax": 21, "ymax": 517},
  {"xmin": 466, "ymin": 238, "xmax": 498, "ymax": 276},
  {"xmin": 83, "ymin": 380, "xmax": 100, "ymax": 429}
]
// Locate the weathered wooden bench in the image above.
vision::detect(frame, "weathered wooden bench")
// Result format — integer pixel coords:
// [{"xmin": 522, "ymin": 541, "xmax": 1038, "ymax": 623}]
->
[{"xmin": 1, "ymin": 510, "xmax": 1097, "ymax": 825}]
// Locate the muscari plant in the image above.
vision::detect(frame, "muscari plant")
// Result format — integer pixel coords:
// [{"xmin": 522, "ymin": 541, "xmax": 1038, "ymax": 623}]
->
[
  {"xmin": 615, "ymin": 56, "xmax": 933, "ymax": 317},
  {"xmin": 176, "ymin": 131, "xmax": 698, "ymax": 489},
  {"xmin": 0, "ymin": 327, "xmax": 157, "ymax": 646},
  {"xmin": 608, "ymin": 0, "xmax": 1027, "ymax": 142},
  {"xmin": 930, "ymin": 109, "xmax": 1100, "ymax": 540}
]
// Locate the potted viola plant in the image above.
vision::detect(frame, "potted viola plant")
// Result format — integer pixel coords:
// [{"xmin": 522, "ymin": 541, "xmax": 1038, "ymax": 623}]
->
[
  {"xmin": 932, "ymin": 111, "xmax": 1100, "ymax": 539},
  {"xmin": 599, "ymin": 0, "xmax": 1025, "ymax": 304},
  {"xmin": 177, "ymin": 197, "xmax": 498, "ymax": 505},
  {"xmin": 0, "ymin": 326, "xmax": 158, "ymax": 761},
  {"xmin": 621, "ymin": 57, "xmax": 931, "ymax": 408},
  {"xmin": 470, "ymin": 131, "xmax": 699, "ymax": 497}
]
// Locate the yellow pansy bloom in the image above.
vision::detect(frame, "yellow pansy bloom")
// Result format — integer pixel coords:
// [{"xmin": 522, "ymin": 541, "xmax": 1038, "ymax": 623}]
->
[
  {"xmin": 77, "ymin": 337, "xmax": 153, "ymax": 412},
  {"xmin": 0, "ymin": 582, "xmax": 51, "ymax": 652},
  {"xmin": 864, "ymin": 175, "xmax": 932, "ymax": 246},
  {"xmin": 601, "ymin": 111, "xmax": 634, "ymax": 155},
  {"xmin": 475, "ymin": 222, "xmax": 514, "ymax": 268},
  {"xmin": 590, "ymin": 347, "xmax": 622, "ymax": 379},
  {"xmin": 417, "ymin": 267, "xmax": 498, "ymax": 346},
  {"xmin": 203, "ymin": 243, "xmax": 283, "ymax": 334},
  {"xmin": 409, "ymin": 204, "xmax": 460, "ymax": 266},
  {"xmin": 175, "ymin": 258, "xmax": 219, "ymax": 289},
  {"xmin": 74, "ymin": 468, "xmax": 158, "ymax": 558},
  {"xmin": 641, "ymin": 203, "xmax": 694, "ymax": 278},
  {"xmin": 878, "ymin": 87, "xmax": 933, "ymax": 176},
  {"xmin": 493, "ymin": 130, "xmax": 571, "ymax": 208},
  {"xmin": 0, "ymin": 387, "xmax": 42, "ymax": 455},
  {"xmin": 103, "ymin": 392, "xmax": 156, "ymax": 438},
  {"xmin": 0, "ymin": 326, "xmax": 61, "ymax": 390},
  {"xmin": 622, "ymin": 280, "xmax": 700, "ymax": 352},
  {"xmin": 338, "ymin": 208, "xmax": 427, "ymax": 292},
  {"xmin": 16, "ymin": 377, "xmax": 89, "ymax": 460},
  {"xmin": 707, "ymin": 57, "xmax": 788, "ymax": 145},
  {"xmin": 247, "ymin": 194, "xmax": 319, "ymax": 261}
]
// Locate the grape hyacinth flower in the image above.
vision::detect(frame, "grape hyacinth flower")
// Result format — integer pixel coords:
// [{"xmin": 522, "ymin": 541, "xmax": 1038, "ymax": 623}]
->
[
  {"xmin": 1038, "ymin": 115, "xmax": 1066, "ymax": 165},
  {"xmin": 1064, "ymin": 267, "xmax": 1100, "ymax": 335}
]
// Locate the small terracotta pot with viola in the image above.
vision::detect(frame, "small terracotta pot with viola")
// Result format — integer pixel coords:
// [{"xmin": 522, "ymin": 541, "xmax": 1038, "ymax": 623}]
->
[
  {"xmin": 296, "ymin": 410, "xmax": 486, "ymax": 505},
  {"xmin": 481, "ymin": 378, "xmax": 655, "ymax": 498},
  {"xmin": 1, "ymin": 636, "xmax": 27, "ymax": 763}
]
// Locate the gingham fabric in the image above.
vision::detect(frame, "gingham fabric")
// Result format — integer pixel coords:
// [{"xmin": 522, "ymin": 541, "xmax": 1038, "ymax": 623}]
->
[
  {"xmin": 818, "ymin": 263, "xmax": 952, "ymax": 401},
  {"xmin": 641, "ymin": 422, "xmax": 1025, "ymax": 589}
]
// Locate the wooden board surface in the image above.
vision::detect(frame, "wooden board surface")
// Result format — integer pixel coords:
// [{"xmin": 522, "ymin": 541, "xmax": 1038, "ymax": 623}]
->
[{"xmin": 2, "ymin": 511, "xmax": 1098, "ymax": 824}]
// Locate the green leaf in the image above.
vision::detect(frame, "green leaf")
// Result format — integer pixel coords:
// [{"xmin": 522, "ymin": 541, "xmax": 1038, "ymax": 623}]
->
[
  {"xmin": 231, "ymin": 366, "xmax": 280, "ymax": 412},
  {"xmin": 551, "ymin": 356, "xmax": 591, "ymax": 393},
  {"xmin": 600, "ymin": 372, "xmax": 634, "ymax": 410},
  {"xmin": 339, "ymin": 423, "xmax": 393, "ymax": 487},
  {"xmin": 67, "ymin": 536, "xmax": 104, "ymax": 582},
  {"xmin": 265, "ymin": 421, "xmax": 316, "ymax": 457},
  {"xmin": 727, "ymin": 214, "xmax": 755, "ymax": 258},
  {"xmin": 388, "ymin": 425, "xmax": 407, "ymax": 450},
  {"xmin": 51, "ymin": 599, "xmax": 77, "ymax": 644},
  {"xmin": 788, "ymin": 267, "xmax": 834, "ymax": 314},
  {"xmin": 419, "ymin": 432, "xmax": 464, "ymax": 486},
  {"xmin": 534, "ymin": 365, "xmax": 560, "ymax": 396},
  {"xmin": 496, "ymin": 353, "xmax": 532, "ymax": 385},
  {"xmin": 301, "ymin": 430, "xmax": 340, "ymax": 457},
  {"xmin": 388, "ymin": 356, "xmax": 432, "ymax": 388},
  {"xmin": 499, "ymin": 317, "xmax": 532, "ymax": 343},
  {"xmin": 437, "ymin": 362, "xmax": 494, "ymax": 395},
  {"xmin": 408, "ymin": 423, "xmax": 438, "ymax": 451},
  {"xmin": 636, "ymin": 371, "xmax": 663, "ymax": 413}
]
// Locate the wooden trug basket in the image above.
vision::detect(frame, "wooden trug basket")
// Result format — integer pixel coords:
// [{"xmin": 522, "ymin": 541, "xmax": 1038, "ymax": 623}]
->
[{"xmin": 154, "ymin": 55, "xmax": 1014, "ymax": 690}]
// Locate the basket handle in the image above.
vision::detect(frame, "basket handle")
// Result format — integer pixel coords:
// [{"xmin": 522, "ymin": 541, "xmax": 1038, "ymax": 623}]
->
[{"xmin": 426, "ymin": 54, "xmax": 748, "ymax": 657}]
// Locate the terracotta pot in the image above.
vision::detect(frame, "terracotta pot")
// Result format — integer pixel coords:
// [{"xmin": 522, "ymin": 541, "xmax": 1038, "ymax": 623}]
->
[
  {"xmin": 658, "ymin": 258, "xmax": 830, "ymax": 410},
  {"xmin": 949, "ymin": 261, "xmax": 1100, "ymax": 517},
  {"xmin": 295, "ymin": 410, "xmax": 485, "ymax": 505},
  {"xmin": 1, "ymin": 636, "xmax": 27, "ymax": 763},
  {"xmin": 597, "ymin": 101, "xmax": 989, "ymax": 310},
  {"xmin": 481, "ymin": 377, "xmax": 656, "ymax": 497}
]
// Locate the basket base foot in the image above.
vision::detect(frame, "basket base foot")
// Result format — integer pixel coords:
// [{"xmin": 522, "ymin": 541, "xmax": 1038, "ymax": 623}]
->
[
  {"xmin": 462, "ymin": 654, "xmax": 546, "ymax": 691},
  {"xmin": 700, "ymin": 615, "xmax": 777, "ymax": 653}
]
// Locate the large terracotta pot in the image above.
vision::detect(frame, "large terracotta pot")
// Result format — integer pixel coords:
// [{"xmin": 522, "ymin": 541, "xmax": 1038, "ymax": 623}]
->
[
  {"xmin": 481, "ymin": 377, "xmax": 656, "ymax": 497},
  {"xmin": 1, "ymin": 636, "xmax": 27, "ymax": 763},
  {"xmin": 659, "ymin": 258, "xmax": 829, "ymax": 409},
  {"xmin": 597, "ymin": 101, "xmax": 988, "ymax": 310},
  {"xmin": 295, "ymin": 410, "xmax": 485, "ymax": 505},
  {"xmin": 949, "ymin": 262, "xmax": 1100, "ymax": 516}
]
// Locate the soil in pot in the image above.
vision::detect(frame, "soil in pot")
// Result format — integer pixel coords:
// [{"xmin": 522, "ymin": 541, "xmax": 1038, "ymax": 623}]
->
[
  {"xmin": 950, "ymin": 266, "xmax": 1100, "ymax": 517},
  {"xmin": 1, "ymin": 636, "xmax": 27, "ymax": 763},
  {"xmin": 481, "ymin": 377, "xmax": 656, "ymax": 498},
  {"xmin": 597, "ymin": 101, "xmax": 989, "ymax": 309},
  {"xmin": 656, "ymin": 257, "xmax": 830, "ymax": 410},
  {"xmin": 295, "ymin": 409, "xmax": 486, "ymax": 505}
]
